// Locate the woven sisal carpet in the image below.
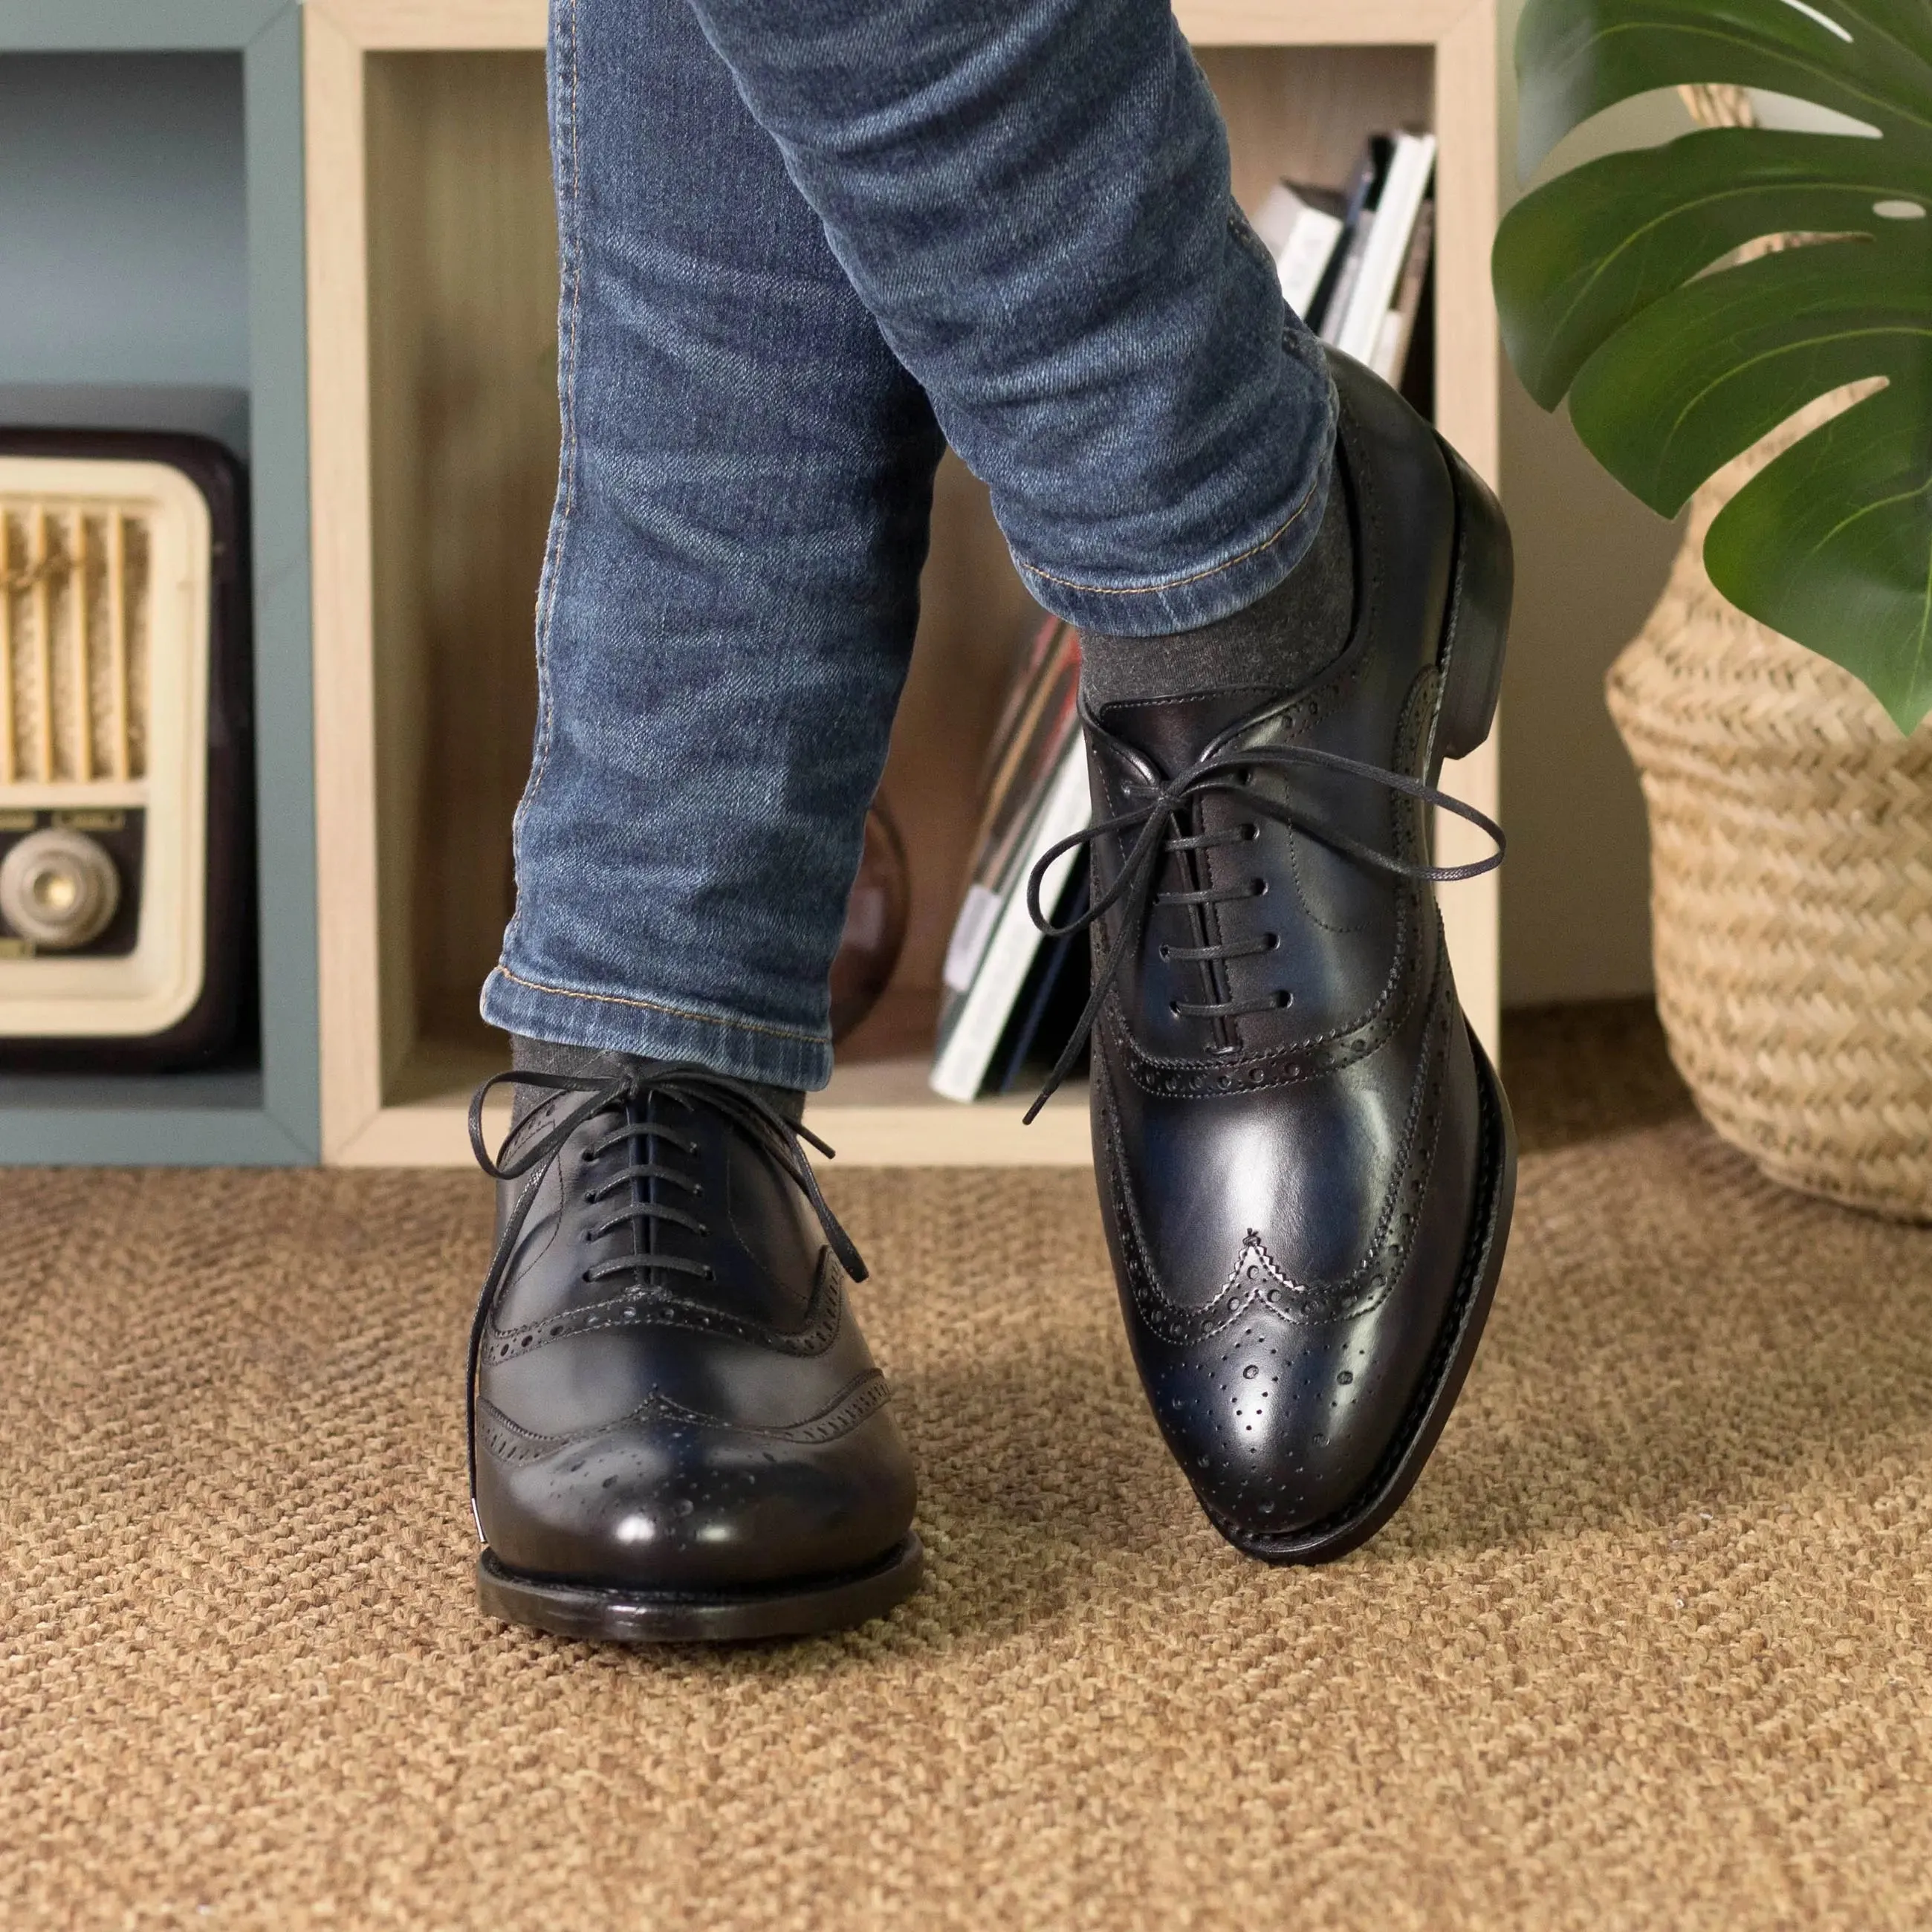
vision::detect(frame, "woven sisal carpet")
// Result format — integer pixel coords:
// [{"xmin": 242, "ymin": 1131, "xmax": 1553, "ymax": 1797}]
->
[{"xmin": 6, "ymin": 1009, "xmax": 1932, "ymax": 1929}]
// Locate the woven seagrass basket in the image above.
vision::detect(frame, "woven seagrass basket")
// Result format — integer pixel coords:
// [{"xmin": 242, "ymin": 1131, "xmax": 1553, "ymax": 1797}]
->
[{"xmin": 1607, "ymin": 410, "xmax": 1932, "ymax": 1221}]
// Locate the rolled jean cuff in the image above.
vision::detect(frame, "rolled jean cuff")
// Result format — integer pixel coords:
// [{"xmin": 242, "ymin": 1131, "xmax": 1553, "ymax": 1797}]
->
[
  {"xmin": 481, "ymin": 964, "xmax": 834, "ymax": 1091},
  {"xmin": 1008, "ymin": 389, "xmax": 1338, "ymax": 638}
]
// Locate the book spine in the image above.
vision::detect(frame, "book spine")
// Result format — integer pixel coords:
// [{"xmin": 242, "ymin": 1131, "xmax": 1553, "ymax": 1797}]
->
[
  {"xmin": 1317, "ymin": 211, "xmax": 1372, "ymax": 346},
  {"xmin": 1334, "ymin": 132, "xmax": 1436, "ymax": 364},
  {"xmin": 929, "ymin": 745, "xmax": 1092, "ymax": 1104},
  {"xmin": 1277, "ymin": 207, "xmax": 1344, "ymax": 320},
  {"xmin": 1309, "ymin": 139, "xmax": 1386, "ymax": 339},
  {"xmin": 1372, "ymin": 197, "xmax": 1435, "ymax": 383}
]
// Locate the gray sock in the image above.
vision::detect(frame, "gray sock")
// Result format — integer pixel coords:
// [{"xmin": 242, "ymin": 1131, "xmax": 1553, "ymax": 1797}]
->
[
  {"xmin": 510, "ymin": 1034, "xmax": 804, "ymax": 1127},
  {"xmin": 1077, "ymin": 470, "xmax": 1354, "ymax": 710}
]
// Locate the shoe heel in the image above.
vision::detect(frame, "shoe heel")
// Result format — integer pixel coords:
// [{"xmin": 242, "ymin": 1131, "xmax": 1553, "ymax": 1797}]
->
[{"xmin": 1435, "ymin": 444, "xmax": 1513, "ymax": 763}]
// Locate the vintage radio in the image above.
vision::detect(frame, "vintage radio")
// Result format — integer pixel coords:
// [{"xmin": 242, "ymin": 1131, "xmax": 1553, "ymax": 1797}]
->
[{"xmin": 0, "ymin": 432, "xmax": 251, "ymax": 1068}]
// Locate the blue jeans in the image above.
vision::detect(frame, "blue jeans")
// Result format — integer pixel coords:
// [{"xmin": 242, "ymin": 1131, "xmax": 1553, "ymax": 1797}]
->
[{"xmin": 482, "ymin": 0, "xmax": 1337, "ymax": 1089}]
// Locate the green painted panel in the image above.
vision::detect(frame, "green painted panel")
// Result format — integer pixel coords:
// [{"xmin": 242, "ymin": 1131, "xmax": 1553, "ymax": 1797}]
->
[
  {"xmin": 0, "ymin": 1109, "xmax": 311, "ymax": 1165},
  {"xmin": 0, "ymin": 1, "xmax": 287, "ymax": 53},
  {"xmin": 244, "ymin": 5, "xmax": 321, "ymax": 1160},
  {"xmin": 0, "ymin": 53, "xmax": 248, "ymax": 388}
]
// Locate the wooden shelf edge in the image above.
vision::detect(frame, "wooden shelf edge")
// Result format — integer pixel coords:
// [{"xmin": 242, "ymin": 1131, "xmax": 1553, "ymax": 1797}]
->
[
  {"xmin": 307, "ymin": 0, "xmax": 547, "ymax": 50},
  {"xmin": 811, "ymin": 1100, "xmax": 1091, "ymax": 1167},
  {"xmin": 334, "ymin": 1043, "xmax": 1094, "ymax": 1167},
  {"xmin": 311, "ymin": 0, "xmax": 1479, "ymax": 54},
  {"xmin": 1178, "ymin": 0, "xmax": 1479, "ymax": 41},
  {"xmin": 334, "ymin": 1095, "xmax": 1090, "ymax": 1167}
]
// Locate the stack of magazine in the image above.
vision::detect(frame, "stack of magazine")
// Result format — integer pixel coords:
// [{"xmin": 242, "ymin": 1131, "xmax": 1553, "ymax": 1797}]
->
[
  {"xmin": 930, "ymin": 619, "xmax": 1092, "ymax": 1103},
  {"xmin": 1252, "ymin": 128, "xmax": 1437, "ymax": 398}
]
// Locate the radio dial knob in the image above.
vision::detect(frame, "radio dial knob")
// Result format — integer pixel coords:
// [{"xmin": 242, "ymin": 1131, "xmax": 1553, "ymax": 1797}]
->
[{"xmin": 0, "ymin": 828, "xmax": 122, "ymax": 950}]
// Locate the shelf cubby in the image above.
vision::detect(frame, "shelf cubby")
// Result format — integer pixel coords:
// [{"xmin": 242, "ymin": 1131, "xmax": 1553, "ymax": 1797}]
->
[
  {"xmin": 0, "ymin": 1, "xmax": 317, "ymax": 1164},
  {"xmin": 306, "ymin": 0, "xmax": 1499, "ymax": 1166}
]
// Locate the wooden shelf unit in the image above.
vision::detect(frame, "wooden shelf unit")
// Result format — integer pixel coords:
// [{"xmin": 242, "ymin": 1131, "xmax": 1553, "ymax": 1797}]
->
[{"xmin": 305, "ymin": 0, "xmax": 1500, "ymax": 1167}]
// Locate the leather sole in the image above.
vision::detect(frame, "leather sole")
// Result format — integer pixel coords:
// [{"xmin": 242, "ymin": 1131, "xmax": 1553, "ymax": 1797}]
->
[
  {"xmin": 1201, "ymin": 1030, "xmax": 1517, "ymax": 1565},
  {"xmin": 476, "ymin": 1531, "xmax": 924, "ymax": 1644}
]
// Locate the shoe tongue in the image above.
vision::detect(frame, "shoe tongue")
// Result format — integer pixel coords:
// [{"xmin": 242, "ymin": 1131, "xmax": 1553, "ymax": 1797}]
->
[{"xmin": 1096, "ymin": 688, "xmax": 1265, "ymax": 778}]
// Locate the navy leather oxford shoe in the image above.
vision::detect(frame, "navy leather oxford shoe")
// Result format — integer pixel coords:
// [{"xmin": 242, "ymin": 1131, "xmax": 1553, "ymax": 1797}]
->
[
  {"xmin": 1031, "ymin": 354, "xmax": 1517, "ymax": 1563},
  {"xmin": 466, "ymin": 1064, "xmax": 920, "ymax": 1640}
]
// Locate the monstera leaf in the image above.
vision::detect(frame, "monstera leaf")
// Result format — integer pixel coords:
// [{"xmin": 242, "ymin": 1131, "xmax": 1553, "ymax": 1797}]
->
[{"xmin": 1493, "ymin": 0, "xmax": 1932, "ymax": 731}]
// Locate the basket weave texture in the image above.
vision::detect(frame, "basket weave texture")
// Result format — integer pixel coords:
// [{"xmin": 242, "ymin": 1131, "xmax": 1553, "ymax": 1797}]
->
[{"xmin": 1607, "ymin": 406, "xmax": 1932, "ymax": 1221}]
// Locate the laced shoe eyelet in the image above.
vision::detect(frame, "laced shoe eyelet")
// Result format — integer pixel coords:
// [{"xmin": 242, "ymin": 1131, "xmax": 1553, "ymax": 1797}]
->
[
  {"xmin": 1251, "ymin": 879, "xmax": 1268, "ymax": 898},
  {"xmin": 1242, "ymin": 823, "xmax": 1260, "ymax": 841},
  {"xmin": 1265, "ymin": 933, "xmax": 1280, "ymax": 952},
  {"xmin": 1274, "ymin": 991, "xmax": 1293, "ymax": 1009},
  {"xmin": 1158, "ymin": 943, "xmax": 1170, "ymax": 961},
  {"xmin": 1168, "ymin": 1000, "xmax": 1182, "ymax": 1019}
]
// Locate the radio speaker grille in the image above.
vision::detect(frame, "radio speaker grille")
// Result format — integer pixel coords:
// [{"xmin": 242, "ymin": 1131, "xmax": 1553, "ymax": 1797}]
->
[{"xmin": 0, "ymin": 499, "xmax": 150, "ymax": 786}]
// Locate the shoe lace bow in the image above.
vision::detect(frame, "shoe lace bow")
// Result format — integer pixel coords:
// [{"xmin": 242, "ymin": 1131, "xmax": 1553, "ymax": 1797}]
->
[
  {"xmin": 462, "ymin": 1063, "xmax": 864, "ymax": 1529},
  {"xmin": 1022, "ymin": 722, "xmax": 1504, "ymax": 1121}
]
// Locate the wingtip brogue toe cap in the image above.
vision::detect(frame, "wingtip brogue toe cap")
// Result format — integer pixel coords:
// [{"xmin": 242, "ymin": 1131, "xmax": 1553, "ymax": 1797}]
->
[
  {"xmin": 476, "ymin": 1402, "xmax": 918, "ymax": 1593},
  {"xmin": 1138, "ymin": 1316, "xmax": 1433, "ymax": 1543}
]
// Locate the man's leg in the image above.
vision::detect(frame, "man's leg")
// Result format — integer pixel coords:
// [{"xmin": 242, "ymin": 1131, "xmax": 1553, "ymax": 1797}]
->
[
  {"xmin": 681, "ymin": 0, "xmax": 1336, "ymax": 636},
  {"xmin": 480, "ymin": 0, "xmax": 944, "ymax": 1089},
  {"xmin": 468, "ymin": 0, "xmax": 937, "ymax": 1644},
  {"xmin": 490, "ymin": 0, "xmax": 1353, "ymax": 1082},
  {"xmin": 678, "ymin": 0, "xmax": 1517, "ymax": 1566}
]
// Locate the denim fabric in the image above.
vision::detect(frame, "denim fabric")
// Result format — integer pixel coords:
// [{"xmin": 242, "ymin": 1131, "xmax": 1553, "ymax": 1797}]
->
[
  {"xmin": 484, "ymin": 0, "xmax": 1336, "ymax": 1088},
  {"xmin": 681, "ymin": 0, "xmax": 1335, "ymax": 632}
]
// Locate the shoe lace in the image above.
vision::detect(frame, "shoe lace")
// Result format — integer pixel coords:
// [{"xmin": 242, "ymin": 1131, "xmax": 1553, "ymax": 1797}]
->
[
  {"xmin": 469, "ymin": 1062, "xmax": 865, "ymax": 1285},
  {"xmin": 462, "ymin": 1062, "xmax": 864, "ymax": 1532},
  {"xmin": 1021, "ymin": 724, "xmax": 1504, "ymax": 1123}
]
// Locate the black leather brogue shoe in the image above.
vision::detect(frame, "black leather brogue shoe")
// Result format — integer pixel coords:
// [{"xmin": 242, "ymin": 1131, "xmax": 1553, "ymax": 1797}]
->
[
  {"xmin": 466, "ymin": 1063, "xmax": 921, "ymax": 1640},
  {"xmin": 1029, "ymin": 354, "xmax": 1517, "ymax": 1563}
]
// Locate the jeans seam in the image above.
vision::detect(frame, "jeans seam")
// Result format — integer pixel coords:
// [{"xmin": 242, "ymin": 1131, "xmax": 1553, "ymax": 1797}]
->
[
  {"xmin": 508, "ymin": 0, "xmax": 583, "ymax": 938},
  {"xmin": 490, "ymin": 964, "xmax": 830, "ymax": 1047},
  {"xmin": 1015, "ymin": 462, "xmax": 1324, "ymax": 598}
]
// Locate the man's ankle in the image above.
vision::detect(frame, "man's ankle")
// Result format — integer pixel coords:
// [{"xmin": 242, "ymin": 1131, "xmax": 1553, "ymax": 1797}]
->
[
  {"xmin": 1076, "ymin": 471, "xmax": 1354, "ymax": 711},
  {"xmin": 508, "ymin": 1034, "xmax": 805, "ymax": 1125}
]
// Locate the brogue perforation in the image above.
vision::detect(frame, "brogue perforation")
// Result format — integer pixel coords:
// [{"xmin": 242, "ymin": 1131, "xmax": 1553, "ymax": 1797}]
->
[
  {"xmin": 464, "ymin": 1061, "xmax": 921, "ymax": 1639},
  {"xmin": 1028, "ymin": 355, "xmax": 1518, "ymax": 1564}
]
